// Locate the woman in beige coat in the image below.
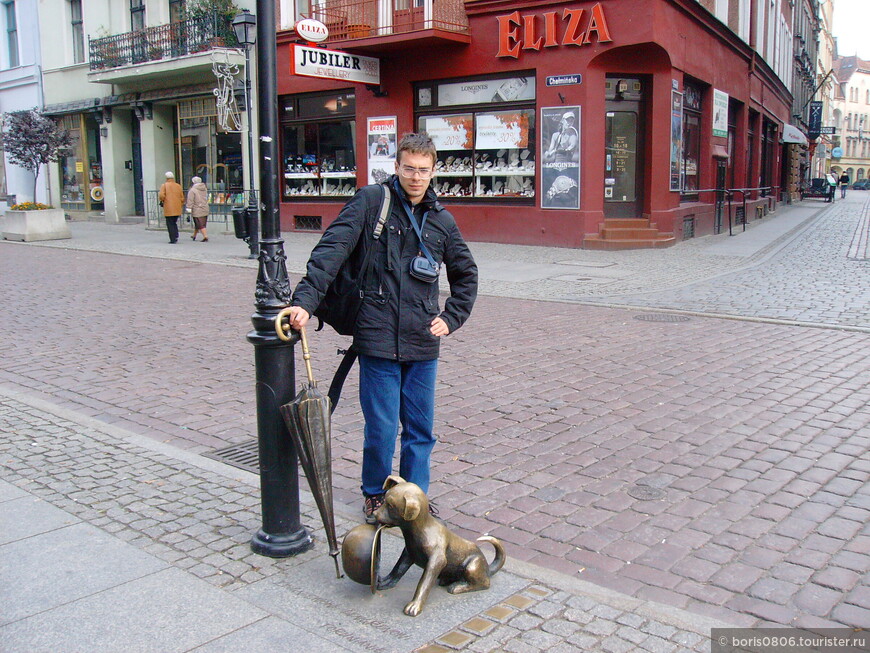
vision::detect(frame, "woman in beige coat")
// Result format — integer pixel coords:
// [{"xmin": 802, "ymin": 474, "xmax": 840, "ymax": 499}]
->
[{"xmin": 186, "ymin": 176, "xmax": 210, "ymax": 241}]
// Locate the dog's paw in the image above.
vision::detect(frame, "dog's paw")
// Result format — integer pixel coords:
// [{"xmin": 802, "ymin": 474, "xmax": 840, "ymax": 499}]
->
[{"xmin": 404, "ymin": 600, "xmax": 424, "ymax": 617}]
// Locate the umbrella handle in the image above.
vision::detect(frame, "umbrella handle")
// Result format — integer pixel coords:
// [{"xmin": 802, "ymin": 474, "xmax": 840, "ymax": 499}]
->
[{"xmin": 299, "ymin": 327, "xmax": 317, "ymax": 386}]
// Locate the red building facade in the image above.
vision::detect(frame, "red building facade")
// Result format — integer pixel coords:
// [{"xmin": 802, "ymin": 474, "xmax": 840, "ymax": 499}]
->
[{"xmin": 276, "ymin": 0, "xmax": 793, "ymax": 248}]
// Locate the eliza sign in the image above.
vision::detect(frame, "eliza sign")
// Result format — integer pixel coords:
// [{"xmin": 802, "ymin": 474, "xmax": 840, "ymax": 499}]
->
[
  {"xmin": 497, "ymin": 3, "xmax": 612, "ymax": 58},
  {"xmin": 295, "ymin": 18, "xmax": 328, "ymax": 43},
  {"xmin": 291, "ymin": 44, "xmax": 380, "ymax": 85}
]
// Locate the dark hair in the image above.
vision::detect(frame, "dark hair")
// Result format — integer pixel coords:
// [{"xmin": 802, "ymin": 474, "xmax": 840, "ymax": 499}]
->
[{"xmin": 397, "ymin": 132, "xmax": 437, "ymax": 165}]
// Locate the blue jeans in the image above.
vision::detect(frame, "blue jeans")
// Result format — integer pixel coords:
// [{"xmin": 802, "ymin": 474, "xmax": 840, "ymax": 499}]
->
[{"xmin": 358, "ymin": 355, "xmax": 437, "ymax": 496}]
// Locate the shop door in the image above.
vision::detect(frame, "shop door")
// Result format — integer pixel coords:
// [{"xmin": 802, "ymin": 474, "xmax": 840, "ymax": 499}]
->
[
  {"xmin": 132, "ymin": 117, "xmax": 144, "ymax": 215},
  {"xmin": 393, "ymin": 0, "xmax": 423, "ymax": 33},
  {"xmin": 604, "ymin": 78, "xmax": 645, "ymax": 219}
]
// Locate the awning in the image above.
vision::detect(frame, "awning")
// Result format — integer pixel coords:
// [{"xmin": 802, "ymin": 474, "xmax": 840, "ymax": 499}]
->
[{"xmin": 782, "ymin": 124, "xmax": 809, "ymax": 146}]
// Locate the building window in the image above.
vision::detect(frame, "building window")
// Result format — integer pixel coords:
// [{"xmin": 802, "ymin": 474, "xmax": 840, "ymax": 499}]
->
[
  {"xmin": 4, "ymin": 1, "xmax": 18, "ymax": 68},
  {"xmin": 681, "ymin": 80, "xmax": 703, "ymax": 197},
  {"xmin": 414, "ymin": 73, "xmax": 536, "ymax": 200},
  {"xmin": 169, "ymin": 0, "xmax": 185, "ymax": 22},
  {"xmin": 70, "ymin": 0, "xmax": 84, "ymax": 64},
  {"xmin": 280, "ymin": 90, "xmax": 357, "ymax": 199},
  {"xmin": 130, "ymin": 0, "xmax": 145, "ymax": 31}
]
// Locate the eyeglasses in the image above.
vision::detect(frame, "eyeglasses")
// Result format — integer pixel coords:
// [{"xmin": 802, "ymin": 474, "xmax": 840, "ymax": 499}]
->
[{"xmin": 398, "ymin": 165, "xmax": 434, "ymax": 180}]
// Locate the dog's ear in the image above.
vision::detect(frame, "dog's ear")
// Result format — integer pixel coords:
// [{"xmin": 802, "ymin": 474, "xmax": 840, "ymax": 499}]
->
[
  {"xmin": 402, "ymin": 496, "xmax": 422, "ymax": 521},
  {"xmin": 383, "ymin": 475, "xmax": 405, "ymax": 491}
]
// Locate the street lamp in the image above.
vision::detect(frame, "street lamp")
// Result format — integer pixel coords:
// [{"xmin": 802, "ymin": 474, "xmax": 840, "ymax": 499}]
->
[
  {"xmin": 246, "ymin": 0, "xmax": 312, "ymax": 558},
  {"xmin": 232, "ymin": 9, "xmax": 258, "ymax": 260}
]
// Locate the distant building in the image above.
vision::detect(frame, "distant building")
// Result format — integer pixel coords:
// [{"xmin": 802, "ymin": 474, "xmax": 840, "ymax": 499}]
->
[
  {"xmin": 0, "ymin": 0, "xmax": 45, "ymax": 207},
  {"xmin": 830, "ymin": 55, "xmax": 870, "ymax": 184}
]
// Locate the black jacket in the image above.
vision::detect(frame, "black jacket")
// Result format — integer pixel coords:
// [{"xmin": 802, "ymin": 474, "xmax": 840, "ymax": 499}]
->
[{"xmin": 291, "ymin": 176, "xmax": 478, "ymax": 361}]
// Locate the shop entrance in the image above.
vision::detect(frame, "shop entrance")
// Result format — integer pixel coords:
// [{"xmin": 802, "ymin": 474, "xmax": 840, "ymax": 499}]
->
[{"xmin": 604, "ymin": 77, "xmax": 645, "ymax": 219}]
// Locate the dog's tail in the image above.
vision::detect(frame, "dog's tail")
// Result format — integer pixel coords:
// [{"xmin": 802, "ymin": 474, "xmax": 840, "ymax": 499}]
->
[{"xmin": 477, "ymin": 536, "xmax": 506, "ymax": 577}]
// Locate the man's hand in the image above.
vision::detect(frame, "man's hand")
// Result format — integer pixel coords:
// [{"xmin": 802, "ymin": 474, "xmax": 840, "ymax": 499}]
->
[
  {"xmin": 429, "ymin": 317, "xmax": 450, "ymax": 337},
  {"xmin": 286, "ymin": 306, "xmax": 310, "ymax": 330}
]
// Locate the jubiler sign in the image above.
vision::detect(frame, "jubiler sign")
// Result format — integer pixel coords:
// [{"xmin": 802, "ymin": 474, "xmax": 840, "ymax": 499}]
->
[{"xmin": 292, "ymin": 44, "xmax": 380, "ymax": 85}]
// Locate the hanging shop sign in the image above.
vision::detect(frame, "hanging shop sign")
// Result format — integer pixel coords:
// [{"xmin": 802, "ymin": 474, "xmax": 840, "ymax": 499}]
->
[
  {"xmin": 808, "ymin": 101, "xmax": 823, "ymax": 139},
  {"xmin": 541, "ymin": 106, "xmax": 581, "ymax": 209},
  {"xmin": 367, "ymin": 116, "xmax": 398, "ymax": 185},
  {"xmin": 670, "ymin": 91, "xmax": 683, "ymax": 192},
  {"xmin": 712, "ymin": 89, "xmax": 728, "ymax": 138},
  {"xmin": 496, "ymin": 3, "xmax": 612, "ymax": 58},
  {"xmin": 291, "ymin": 45, "xmax": 380, "ymax": 85},
  {"xmin": 295, "ymin": 18, "xmax": 328, "ymax": 43}
]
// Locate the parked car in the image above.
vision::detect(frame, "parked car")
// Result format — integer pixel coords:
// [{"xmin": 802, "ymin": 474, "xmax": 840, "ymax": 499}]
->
[{"xmin": 852, "ymin": 179, "xmax": 869, "ymax": 190}]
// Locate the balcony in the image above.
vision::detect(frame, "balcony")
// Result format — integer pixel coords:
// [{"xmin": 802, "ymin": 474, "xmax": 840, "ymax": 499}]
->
[
  {"xmin": 88, "ymin": 11, "xmax": 239, "ymax": 86},
  {"xmin": 301, "ymin": 0, "xmax": 470, "ymax": 53}
]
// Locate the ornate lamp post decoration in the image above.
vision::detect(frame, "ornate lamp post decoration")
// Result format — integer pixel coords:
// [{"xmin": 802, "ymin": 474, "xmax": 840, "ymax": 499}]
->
[
  {"xmin": 232, "ymin": 9, "xmax": 259, "ymax": 260},
  {"xmin": 247, "ymin": 0, "xmax": 313, "ymax": 558}
]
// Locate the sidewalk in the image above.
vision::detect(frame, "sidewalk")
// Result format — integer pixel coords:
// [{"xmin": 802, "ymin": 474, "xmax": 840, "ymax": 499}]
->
[
  {"xmin": 16, "ymin": 197, "xmax": 831, "ymax": 303},
  {"xmin": 1, "ymin": 386, "xmax": 724, "ymax": 652}
]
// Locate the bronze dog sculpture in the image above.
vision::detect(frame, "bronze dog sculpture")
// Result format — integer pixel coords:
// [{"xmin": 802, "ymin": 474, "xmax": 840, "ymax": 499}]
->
[{"xmin": 374, "ymin": 475, "xmax": 506, "ymax": 616}]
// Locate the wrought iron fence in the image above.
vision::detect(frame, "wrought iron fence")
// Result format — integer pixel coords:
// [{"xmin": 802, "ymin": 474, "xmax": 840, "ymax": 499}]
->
[
  {"xmin": 146, "ymin": 189, "xmax": 257, "ymax": 232},
  {"xmin": 89, "ymin": 11, "xmax": 238, "ymax": 71},
  {"xmin": 304, "ymin": 0, "xmax": 469, "ymax": 42}
]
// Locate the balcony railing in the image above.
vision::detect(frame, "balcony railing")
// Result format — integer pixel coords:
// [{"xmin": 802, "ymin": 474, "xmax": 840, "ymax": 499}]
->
[
  {"xmin": 304, "ymin": 0, "xmax": 468, "ymax": 42},
  {"xmin": 89, "ymin": 12, "xmax": 238, "ymax": 71}
]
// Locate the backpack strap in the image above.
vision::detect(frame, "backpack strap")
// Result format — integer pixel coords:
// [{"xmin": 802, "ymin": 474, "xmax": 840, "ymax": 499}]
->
[{"xmin": 373, "ymin": 182, "xmax": 391, "ymax": 239}]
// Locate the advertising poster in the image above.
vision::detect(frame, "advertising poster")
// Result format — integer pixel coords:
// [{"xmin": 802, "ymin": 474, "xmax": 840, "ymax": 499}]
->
[
  {"xmin": 367, "ymin": 116, "xmax": 397, "ymax": 184},
  {"xmin": 475, "ymin": 111, "xmax": 529, "ymax": 150},
  {"xmin": 438, "ymin": 76, "xmax": 535, "ymax": 107},
  {"xmin": 541, "ymin": 106, "xmax": 581, "ymax": 209},
  {"xmin": 712, "ymin": 89, "xmax": 728, "ymax": 138},
  {"xmin": 419, "ymin": 115, "xmax": 473, "ymax": 151},
  {"xmin": 670, "ymin": 91, "xmax": 683, "ymax": 191}
]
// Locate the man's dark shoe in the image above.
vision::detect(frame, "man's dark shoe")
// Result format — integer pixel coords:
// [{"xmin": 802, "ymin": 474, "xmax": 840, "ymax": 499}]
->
[{"xmin": 363, "ymin": 494, "xmax": 384, "ymax": 524}]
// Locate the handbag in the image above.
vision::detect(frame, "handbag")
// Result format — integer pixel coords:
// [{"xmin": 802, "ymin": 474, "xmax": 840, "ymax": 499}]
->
[{"xmin": 313, "ymin": 184, "xmax": 391, "ymax": 336}]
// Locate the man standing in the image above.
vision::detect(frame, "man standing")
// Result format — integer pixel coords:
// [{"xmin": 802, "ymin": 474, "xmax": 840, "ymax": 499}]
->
[
  {"xmin": 158, "ymin": 172, "xmax": 185, "ymax": 244},
  {"xmin": 285, "ymin": 133, "xmax": 478, "ymax": 523}
]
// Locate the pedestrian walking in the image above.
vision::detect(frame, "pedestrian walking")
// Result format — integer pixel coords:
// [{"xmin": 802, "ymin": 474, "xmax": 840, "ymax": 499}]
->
[
  {"xmin": 283, "ymin": 132, "xmax": 479, "ymax": 524},
  {"xmin": 158, "ymin": 172, "xmax": 185, "ymax": 244},
  {"xmin": 839, "ymin": 172, "xmax": 850, "ymax": 199},
  {"xmin": 826, "ymin": 171, "xmax": 838, "ymax": 203},
  {"xmin": 186, "ymin": 176, "xmax": 210, "ymax": 242}
]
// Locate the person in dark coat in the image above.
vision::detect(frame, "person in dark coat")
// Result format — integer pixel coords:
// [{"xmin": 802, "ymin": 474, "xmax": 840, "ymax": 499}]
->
[
  {"xmin": 284, "ymin": 132, "xmax": 478, "ymax": 523},
  {"xmin": 839, "ymin": 172, "xmax": 850, "ymax": 198}
]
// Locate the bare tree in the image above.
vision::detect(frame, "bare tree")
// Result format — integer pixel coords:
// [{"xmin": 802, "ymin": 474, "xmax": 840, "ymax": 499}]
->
[{"xmin": 0, "ymin": 109, "xmax": 74, "ymax": 204}]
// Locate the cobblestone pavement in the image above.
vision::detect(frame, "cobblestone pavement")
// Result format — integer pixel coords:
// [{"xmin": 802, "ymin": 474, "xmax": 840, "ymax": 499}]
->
[
  {"xmin": 1, "ymin": 390, "xmax": 718, "ymax": 652},
  {"xmin": 1, "ymin": 196, "xmax": 868, "ymax": 633}
]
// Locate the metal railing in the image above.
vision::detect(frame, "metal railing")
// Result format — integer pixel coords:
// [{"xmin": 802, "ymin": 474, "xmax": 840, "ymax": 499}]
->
[
  {"xmin": 89, "ymin": 11, "xmax": 237, "ymax": 71},
  {"xmin": 304, "ymin": 0, "xmax": 469, "ymax": 42},
  {"xmin": 690, "ymin": 186, "xmax": 778, "ymax": 236},
  {"xmin": 145, "ymin": 189, "xmax": 257, "ymax": 232}
]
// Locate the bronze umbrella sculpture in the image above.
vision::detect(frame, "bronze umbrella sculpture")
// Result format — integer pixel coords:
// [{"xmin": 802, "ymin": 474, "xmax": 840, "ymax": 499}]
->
[{"xmin": 275, "ymin": 309, "xmax": 341, "ymax": 577}]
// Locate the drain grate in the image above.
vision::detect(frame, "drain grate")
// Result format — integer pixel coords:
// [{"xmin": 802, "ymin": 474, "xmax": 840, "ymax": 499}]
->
[
  {"xmin": 203, "ymin": 439, "xmax": 260, "ymax": 473},
  {"xmin": 627, "ymin": 485, "xmax": 666, "ymax": 500},
  {"xmin": 633, "ymin": 313, "xmax": 692, "ymax": 323}
]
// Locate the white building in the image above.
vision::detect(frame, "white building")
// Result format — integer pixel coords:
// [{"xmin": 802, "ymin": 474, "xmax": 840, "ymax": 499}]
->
[
  {"xmin": 37, "ymin": 0, "xmax": 257, "ymax": 223},
  {"xmin": 0, "ymin": 0, "xmax": 46, "ymax": 206},
  {"xmin": 831, "ymin": 54, "xmax": 870, "ymax": 183}
]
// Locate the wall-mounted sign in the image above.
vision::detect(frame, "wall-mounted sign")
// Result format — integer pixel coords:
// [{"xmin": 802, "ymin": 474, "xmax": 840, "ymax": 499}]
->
[
  {"xmin": 497, "ymin": 3, "xmax": 612, "ymax": 58},
  {"xmin": 546, "ymin": 74, "xmax": 581, "ymax": 87},
  {"xmin": 295, "ymin": 18, "xmax": 328, "ymax": 43},
  {"xmin": 291, "ymin": 44, "xmax": 380, "ymax": 85},
  {"xmin": 712, "ymin": 89, "xmax": 728, "ymax": 138},
  {"xmin": 437, "ymin": 76, "xmax": 535, "ymax": 107},
  {"xmin": 819, "ymin": 126, "xmax": 836, "ymax": 135},
  {"xmin": 831, "ymin": 147, "xmax": 843, "ymax": 158},
  {"xmin": 670, "ymin": 91, "xmax": 683, "ymax": 192}
]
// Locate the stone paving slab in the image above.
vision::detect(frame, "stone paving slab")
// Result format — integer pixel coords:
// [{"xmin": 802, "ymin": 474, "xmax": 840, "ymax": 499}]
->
[{"xmin": 0, "ymin": 390, "xmax": 723, "ymax": 652}]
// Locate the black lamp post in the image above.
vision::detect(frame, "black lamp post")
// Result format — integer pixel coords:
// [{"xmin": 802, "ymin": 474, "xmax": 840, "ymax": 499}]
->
[
  {"xmin": 247, "ymin": 0, "xmax": 313, "ymax": 558},
  {"xmin": 232, "ymin": 9, "xmax": 259, "ymax": 260}
]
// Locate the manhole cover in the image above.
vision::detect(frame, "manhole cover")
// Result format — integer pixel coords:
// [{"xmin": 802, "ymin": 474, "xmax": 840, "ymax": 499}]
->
[
  {"xmin": 627, "ymin": 485, "xmax": 665, "ymax": 500},
  {"xmin": 203, "ymin": 439, "xmax": 259, "ymax": 473},
  {"xmin": 633, "ymin": 313, "xmax": 692, "ymax": 323}
]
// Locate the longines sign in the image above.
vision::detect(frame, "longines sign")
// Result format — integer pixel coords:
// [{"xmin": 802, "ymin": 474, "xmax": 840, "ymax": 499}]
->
[{"xmin": 291, "ymin": 44, "xmax": 380, "ymax": 85}]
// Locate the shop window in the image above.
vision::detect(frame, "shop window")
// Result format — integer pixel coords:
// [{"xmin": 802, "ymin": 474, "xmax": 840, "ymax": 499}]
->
[
  {"xmin": 680, "ymin": 80, "xmax": 702, "ymax": 199},
  {"xmin": 280, "ymin": 90, "xmax": 357, "ymax": 199},
  {"xmin": 58, "ymin": 114, "xmax": 103, "ymax": 212},
  {"xmin": 178, "ymin": 97, "xmax": 244, "ymax": 194},
  {"xmin": 414, "ymin": 74, "xmax": 536, "ymax": 200}
]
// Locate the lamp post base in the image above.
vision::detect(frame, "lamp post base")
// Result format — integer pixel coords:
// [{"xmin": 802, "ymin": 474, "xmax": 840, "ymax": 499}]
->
[{"xmin": 250, "ymin": 526, "xmax": 314, "ymax": 558}]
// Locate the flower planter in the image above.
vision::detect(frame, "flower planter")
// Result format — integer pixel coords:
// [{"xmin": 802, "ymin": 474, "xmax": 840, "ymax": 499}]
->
[{"xmin": 2, "ymin": 209, "xmax": 71, "ymax": 242}]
